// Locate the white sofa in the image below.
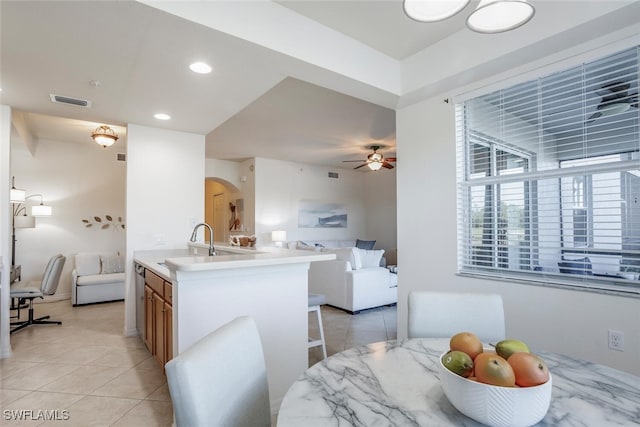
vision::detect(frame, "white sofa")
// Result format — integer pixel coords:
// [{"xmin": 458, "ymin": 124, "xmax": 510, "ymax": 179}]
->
[
  {"xmin": 308, "ymin": 246, "xmax": 397, "ymax": 314},
  {"xmin": 71, "ymin": 252, "xmax": 125, "ymax": 306}
]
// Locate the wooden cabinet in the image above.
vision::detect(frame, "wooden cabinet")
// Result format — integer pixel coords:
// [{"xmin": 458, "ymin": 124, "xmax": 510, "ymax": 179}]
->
[
  {"xmin": 144, "ymin": 285, "xmax": 154, "ymax": 351},
  {"xmin": 143, "ymin": 270, "xmax": 173, "ymax": 367}
]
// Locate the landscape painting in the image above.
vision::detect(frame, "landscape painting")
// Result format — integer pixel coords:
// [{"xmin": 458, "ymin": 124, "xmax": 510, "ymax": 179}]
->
[{"xmin": 298, "ymin": 200, "xmax": 347, "ymax": 228}]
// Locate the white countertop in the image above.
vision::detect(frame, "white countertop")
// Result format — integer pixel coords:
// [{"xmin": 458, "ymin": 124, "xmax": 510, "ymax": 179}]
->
[{"xmin": 135, "ymin": 243, "xmax": 334, "ymax": 279}]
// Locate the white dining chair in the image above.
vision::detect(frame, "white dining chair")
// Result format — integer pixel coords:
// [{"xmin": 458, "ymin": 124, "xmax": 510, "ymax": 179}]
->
[
  {"xmin": 165, "ymin": 316, "xmax": 271, "ymax": 427},
  {"xmin": 407, "ymin": 291, "xmax": 505, "ymax": 343}
]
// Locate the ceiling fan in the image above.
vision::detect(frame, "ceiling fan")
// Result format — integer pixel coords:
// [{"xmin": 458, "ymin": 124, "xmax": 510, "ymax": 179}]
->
[
  {"xmin": 342, "ymin": 145, "xmax": 396, "ymax": 171},
  {"xmin": 586, "ymin": 81, "xmax": 638, "ymax": 124}
]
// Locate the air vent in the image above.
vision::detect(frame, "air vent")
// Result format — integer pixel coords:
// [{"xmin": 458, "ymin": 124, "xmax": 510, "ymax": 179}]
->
[
  {"xmin": 49, "ymin": 94, "xmax": 91, "ymax": 108},
  {"xmin": 117, "ymin": 153, "xmax": 126, "ymax": 162},
  {"xmin": 328, "ymin": 172, "xmax": 339, "ymax": 179}
]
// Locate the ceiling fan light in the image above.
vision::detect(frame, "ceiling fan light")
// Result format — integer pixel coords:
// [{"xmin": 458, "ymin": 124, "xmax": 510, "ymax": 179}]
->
[
  {"xmin": 601, "ymin": 102, "xmax": 631, "ymax": 116},
  {"xmin": 369, "ymin": 153, "xmax": 384, "ymax": 162},
  {"xmin": 368, "ymin": 161, "xmax": 384, "ymax": 171},
  {"xmin": 466, "ymin": 0, "xmax": 535, "ymax": 33},
  {"xmin": 91, "ymin": 125, "xmax": 119, "ymax": 147},
  {"xmin": 403, "ymin": 0, "xmax": 470, "ymax": 22}
]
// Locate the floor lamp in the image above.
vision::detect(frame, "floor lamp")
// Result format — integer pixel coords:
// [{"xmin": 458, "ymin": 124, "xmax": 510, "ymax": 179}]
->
[{"xmin": 12, "ymin": 207, "xmax": 35, "ymax": 266}]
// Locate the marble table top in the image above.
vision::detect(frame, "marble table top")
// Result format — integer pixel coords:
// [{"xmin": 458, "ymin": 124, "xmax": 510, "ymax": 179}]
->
[{"xmin": 277, "ymin": 338, "xmax": 640, "ymax": 426}]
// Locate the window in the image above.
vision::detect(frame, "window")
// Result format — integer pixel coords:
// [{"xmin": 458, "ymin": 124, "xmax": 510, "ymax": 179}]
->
[{"xmin": 456, "ymin": 45, "xmax": 640, "ymax": 294}]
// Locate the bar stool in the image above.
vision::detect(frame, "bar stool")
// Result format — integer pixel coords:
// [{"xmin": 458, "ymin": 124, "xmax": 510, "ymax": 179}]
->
[{"xmin": 308, "ymin": 293, "xmax": 327, "ymax": 359}]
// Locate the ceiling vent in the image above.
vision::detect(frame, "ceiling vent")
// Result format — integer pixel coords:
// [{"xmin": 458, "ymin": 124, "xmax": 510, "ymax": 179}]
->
[
  {"xmin": 117, "ymin": 153, "xmax": 126, "ymax": 162},
  {"xmin": 328, "ymin": 172, "xmax": 339, "ymax": 179},
  {"xmin": 50, "ymin": 94, "xmax": 91, "ymax": 108}
]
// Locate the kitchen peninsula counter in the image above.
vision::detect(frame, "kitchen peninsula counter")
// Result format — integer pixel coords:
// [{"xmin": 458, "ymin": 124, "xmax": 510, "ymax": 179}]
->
[{"xmin": 134, "ymin": 244, "xmax": 334, "ymax": 413}]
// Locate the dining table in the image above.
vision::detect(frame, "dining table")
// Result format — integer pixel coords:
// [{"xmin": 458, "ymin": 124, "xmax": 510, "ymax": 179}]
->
[{"xmin": 277, "ymin": 338, "xmax": 640, "ymax": 426}]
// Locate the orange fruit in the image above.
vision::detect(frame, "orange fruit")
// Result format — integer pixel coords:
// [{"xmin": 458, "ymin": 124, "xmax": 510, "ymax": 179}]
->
[
  {"xmin": 450, "ymin": 332, "xmax": 483, "ymax": 360},
  {"xmin": 474, "ymin": 353, "xmax": 516, "ymax": 387},
  {"xmin": 508, "ymin": 352, "xmax": 550, "ymax": 387}
]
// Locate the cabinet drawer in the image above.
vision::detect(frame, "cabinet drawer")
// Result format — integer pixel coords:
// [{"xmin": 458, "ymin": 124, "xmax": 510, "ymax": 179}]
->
[
  {"xmin": 145, "ymin": 270, "xmax": 164, "ymax": 295},
  {"xmin": 164, "ymin": 281, "xmax": 173, "ymax": 304}
]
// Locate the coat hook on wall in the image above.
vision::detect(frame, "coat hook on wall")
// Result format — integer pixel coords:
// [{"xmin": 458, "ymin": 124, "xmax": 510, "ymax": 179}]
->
[{"xmin": 444, "ymin": 98, "xmax": 450, "ymax": 104}]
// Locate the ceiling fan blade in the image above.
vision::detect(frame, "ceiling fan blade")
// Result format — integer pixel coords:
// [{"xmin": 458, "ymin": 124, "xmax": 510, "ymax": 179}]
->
[
  {"xmin": 385, "ymin": 157, "xmax": 396, "ymax": 162},
  {"xmin": 342, "ymin": 160, "xmax": 366, "ymax": 163},
  {"xmin": 353, "ymin": 163, "xmax": 368, "ymax": 170},
  {"xmin": 382, "ymin": 162, "xmax": 394, "ymax": 169},
  {"xmin": 586, "ymin": 111, "xmax": 602, "ymax": 123}
]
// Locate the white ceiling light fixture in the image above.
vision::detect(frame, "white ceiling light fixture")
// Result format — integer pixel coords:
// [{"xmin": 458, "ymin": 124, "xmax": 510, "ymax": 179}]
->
[
  {"xmin": 403, "ymin": 0, "xmax": 470, "ymax": 22},
  {"xmin": 466, "ymin": 0, "xmax": 535, "ymax": 33},
  {"xmin": 189, "ymin": 62, "xmax": 212, "ymax": 74},
  {"xmin": 154, "ymin": 113, "xmax": 171, "ymax": 120},
  {"xmin": 91, "ymin": 125, "xmax": 119, "ymax": 148}
]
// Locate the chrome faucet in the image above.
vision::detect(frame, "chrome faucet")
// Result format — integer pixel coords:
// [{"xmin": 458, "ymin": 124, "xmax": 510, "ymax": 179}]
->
[{"xmin": 190, "ymin": 223, "xmax": 215, "ymax": 256}]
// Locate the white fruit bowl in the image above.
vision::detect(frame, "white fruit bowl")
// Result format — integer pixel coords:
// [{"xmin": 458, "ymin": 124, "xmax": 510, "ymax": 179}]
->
[{"xmin": 438, "ymin": 351, "xmax": 552, "ymax": 427}]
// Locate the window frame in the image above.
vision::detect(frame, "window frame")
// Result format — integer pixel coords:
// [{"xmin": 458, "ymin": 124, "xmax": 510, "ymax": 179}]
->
[{"xmin": 456, "ymin": 45, "xmax": 640, "ymax": 297}]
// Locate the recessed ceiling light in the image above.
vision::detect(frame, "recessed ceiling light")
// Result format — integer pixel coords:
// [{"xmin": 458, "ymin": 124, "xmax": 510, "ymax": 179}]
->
[
  {"xmin": 154, "ymin": 113, "xmax": 171, "ymax": 120},
  {"xmin": 189, "ymin": 62, "xmax": 212, "ymax": 74}
]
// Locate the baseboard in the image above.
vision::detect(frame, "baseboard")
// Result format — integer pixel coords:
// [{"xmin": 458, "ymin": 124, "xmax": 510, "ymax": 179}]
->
[{"xmin": 124, "ymin": 327, "xmax": 139, "ymax": 337}]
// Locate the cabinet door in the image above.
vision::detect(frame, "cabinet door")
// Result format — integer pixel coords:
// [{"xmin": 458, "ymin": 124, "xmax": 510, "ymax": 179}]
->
[
  {"xmin": 153, "ymin": 292, "xmax": 165, "ymax": 365},
  {"xmin": 143, "ymin": 285, "xmax": 154, "ymax": 352},
  {"xmin": 164, "ymin": 302, "xmax": 173, "ymax": 363}
]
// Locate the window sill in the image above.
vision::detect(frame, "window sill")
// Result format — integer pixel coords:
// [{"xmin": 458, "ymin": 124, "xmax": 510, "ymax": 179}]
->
[{"xmin": 457, "ymin": 271, "xmax": 640, "ymax": 299}]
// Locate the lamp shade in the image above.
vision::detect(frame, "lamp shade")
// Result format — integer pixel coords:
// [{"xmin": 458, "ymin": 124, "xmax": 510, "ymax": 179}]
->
[
  {"xmin": 466, "ymin": 0, "xmax": 535, "ymax": 33},
  {"xmin": 10, "ymin": 176, "xmax": 25, "ymax": 203},
  {"xmin": 10, "ymin": 187, "xmax": 25, "ymax": 203},
  {"xmin": 91, "ymin": 125, "xmax": 119, "ymax": 147},
  {"xmin": 272, "ymin": 230, "xmax": 287, "ymax": 242},
  {"xmin": 368, "ymin": 161, "xmax": 384, "ymax": 171},
  {"xmin": 403, "ymin": 0, "xmax": 470, "ymax": 22},
  {"xmin": 14, "ymin": 215, "xmax": 35, "ymax": 228},
  {"xmin": 31, "ymin": 203, "xmax": 52, "ymax": 216}
]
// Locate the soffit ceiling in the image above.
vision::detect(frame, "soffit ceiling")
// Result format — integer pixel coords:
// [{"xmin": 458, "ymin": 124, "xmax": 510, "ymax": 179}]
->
[{"xmin": 2, "ymin": 1, "xmax": 638, "ymax": 169}]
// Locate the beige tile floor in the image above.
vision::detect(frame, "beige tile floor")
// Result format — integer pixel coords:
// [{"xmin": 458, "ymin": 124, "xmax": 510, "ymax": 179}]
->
[{"xmin": 2, "ymin": 300, "xmax": 396, "ymax": 426}]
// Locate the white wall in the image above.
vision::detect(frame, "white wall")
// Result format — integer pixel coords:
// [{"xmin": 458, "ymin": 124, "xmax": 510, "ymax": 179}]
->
[
  {"xmin": 364, "ymin": 167, "xmax": 397, "ymax": 258},
  {"xmin": 10, "ymin": 137, "xmax": 126, "ymax": 300},
  {"xmin": 252, "ymin": 157, "xmax": 396, "ymax": 251},
  {"xmin": 396, "ymin": 93, "xmax": 640, "ymax": 375},
  {"xmin": 1, "ymin": 105, "xmax": 12, "ymax": 357},
  {"xmin": 125, "ymin": 124, "xmax": 205, "ymax": 335}
]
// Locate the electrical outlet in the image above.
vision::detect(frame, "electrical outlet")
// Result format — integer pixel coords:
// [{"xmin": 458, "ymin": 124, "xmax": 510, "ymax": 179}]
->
[{"xmin": 608, "ymin": 329, "xmax": 624, "ymax": 351}]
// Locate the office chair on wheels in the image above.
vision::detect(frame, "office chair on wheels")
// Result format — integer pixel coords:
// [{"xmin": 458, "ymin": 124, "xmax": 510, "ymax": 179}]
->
[{"xmin": 10, "ymin": 254, "xmax": 66, "ymax": 334}]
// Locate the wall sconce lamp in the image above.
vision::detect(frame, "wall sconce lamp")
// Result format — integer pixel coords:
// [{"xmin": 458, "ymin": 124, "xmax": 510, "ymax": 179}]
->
[
  {"xmin": 91, "ymin": 125, "xmax": 119, "ymax": 147},
  {"xmin": 271, "ymin": 230, "xmax": 287, "ymax": 247}
]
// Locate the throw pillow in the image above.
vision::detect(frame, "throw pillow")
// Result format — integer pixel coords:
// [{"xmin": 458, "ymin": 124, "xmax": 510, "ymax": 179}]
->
[
  {"xmin": 356, "ymin": 248, "xmax": 385, "ymax": 268},
  {"xmin": 323, "ymin": 247, "xmax": 362, "ymax": 270},
  {"xmin": 75, "ymin": 254, "xmax": 102, "ymax": 276},
  {"xmin": 355, "ymin": 239, "xmax": 376, "ymax": 250},
  {"xmin": 101, "ymin": 255, "xmax": 125, "ymax": 274},
  {"xmin": 296, "ymin": 241, "xmax": 314, "ymax": 251}
]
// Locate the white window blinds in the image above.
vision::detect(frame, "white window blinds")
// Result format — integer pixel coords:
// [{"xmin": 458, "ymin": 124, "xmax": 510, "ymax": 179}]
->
[{"xmin": 456, "ymin": 45, "xmax": 640, "ymax": 294}]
